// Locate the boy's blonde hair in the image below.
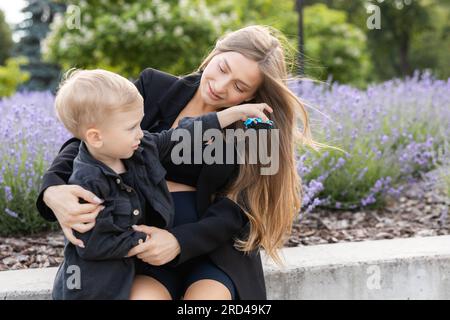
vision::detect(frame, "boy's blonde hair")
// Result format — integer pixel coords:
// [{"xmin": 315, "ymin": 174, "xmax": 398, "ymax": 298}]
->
[{"xmin": 55, "ymin": 69, "xmax": 143, "ymax": 139}]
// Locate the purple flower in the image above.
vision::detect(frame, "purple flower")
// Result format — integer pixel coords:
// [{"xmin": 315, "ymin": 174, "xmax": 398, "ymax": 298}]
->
[
  {"xmin": 1, "ymin": 91, "xmax": 71, "ymax": 222},
  {"xmin": 291, "ymin": 71, "xmax": 449, "ymax": 211},
  {"xmin": 4, "ymin": 186, "xmax": 13, "ymax": 202},
  {"xmin": 5, "ymin": 208, "xmax": 18, "ymax": 219}
]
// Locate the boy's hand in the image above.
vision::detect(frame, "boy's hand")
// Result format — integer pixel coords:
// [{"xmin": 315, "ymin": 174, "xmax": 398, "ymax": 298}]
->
[
  {"xmin": 217, "ymin": 103, "xmax": 273, "ymax": 128},
  {"xmin": 127, "ymin": 225, "xmax": 180, "ymax": 265}
]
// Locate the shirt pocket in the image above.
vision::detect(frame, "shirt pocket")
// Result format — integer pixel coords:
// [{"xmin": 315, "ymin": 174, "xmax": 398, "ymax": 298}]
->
[{"xmin": 112, "ymin": 199, "xmax": 133, "ymax": 229}]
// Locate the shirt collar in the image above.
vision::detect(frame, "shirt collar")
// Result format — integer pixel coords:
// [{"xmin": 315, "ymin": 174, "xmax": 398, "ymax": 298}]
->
[{"xmin": 77, "ymin": 141, "xmax": 144, "ymax": 179}]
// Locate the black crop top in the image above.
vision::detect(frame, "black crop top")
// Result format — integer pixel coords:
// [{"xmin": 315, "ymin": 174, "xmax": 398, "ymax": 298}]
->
[
  {"xmin": 153, "ymin": 119, "xmax": 206, "ymax": 187},
  {"xmin": 163, "ymin": 152, "xmax": 205, "ymax": 187}
]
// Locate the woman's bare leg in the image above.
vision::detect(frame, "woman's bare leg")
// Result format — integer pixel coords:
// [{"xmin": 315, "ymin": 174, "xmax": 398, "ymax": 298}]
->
[
  {"xmin": 129, "ymin": 275, "xmax": 172, "ymax": 300},
  {"xmin": 183, "ymin": 279, "xmax": 232, "ymax": 300}
]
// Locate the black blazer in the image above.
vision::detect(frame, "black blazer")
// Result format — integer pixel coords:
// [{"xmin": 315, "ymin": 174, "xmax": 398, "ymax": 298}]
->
[{"xmin": 36, "ymin": 68, "xmax": 267, "ymax": 300}]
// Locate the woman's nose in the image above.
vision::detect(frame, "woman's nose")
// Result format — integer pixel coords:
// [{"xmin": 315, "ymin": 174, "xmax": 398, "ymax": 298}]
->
[{"xmin": 214, "ymin": 79, "xmax": 228, "ymax": 94}]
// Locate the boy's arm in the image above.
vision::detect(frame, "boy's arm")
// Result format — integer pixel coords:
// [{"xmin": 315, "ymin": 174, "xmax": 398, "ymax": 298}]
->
[
  {"xmin": 140, "ymin": 112, "xmax": 221, "ymax": 162},
  {"xmin": 143, "ymin": 105, "xmax": 271, "ymax": 162},
  {"xmin": 72, "ymin": 178, "xmax": 147, "ymax": 261}
]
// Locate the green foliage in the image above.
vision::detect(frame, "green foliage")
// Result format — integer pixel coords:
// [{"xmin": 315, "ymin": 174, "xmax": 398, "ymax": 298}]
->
[
  {"xmin": 409, "ymin": 2, "xmax": 450, "ymax": 79},
  {"xmin": 309, "ymin": 0, "xmax": 449, "ymax": 82},
  {"xmin": 303, "ymin": 4, "xmax": 372, "ymax": 86},
  {"xmin": 443, "ymin": 170, "xmax": 450, "ymax": 199},
  {"xmin": 207, "ymin": 1, "xmax": 372, "ymax": 86},
  {"xmin": 300, "ymin": 0, "xmax": 450, "ymax": 83},
  {"xmin": 204, "ymin": 0, "xmax": 299, "ymax": 74},
  {"xmin": 44, "ymin": 0, "xmax": 230, "ymax": 77},
  {"xmin": 0, "ymin": 154, "xmax": 58, "ymax": 236},
  {"xmin": 365, "ymin": 0, "xmax": 432, "ymax": 80},
  {"xmin": 0, "ymin": 10, "xmax": 13, "ymax": 65},
  {"xmin": 41, "ymin": 0, "xmax": 450, "ymax": 87},
  {"xmin": 0, "ymin": 58, "xmax": 30, "ymax": 97},
  {"xmin": 206, "ymin": 0, "xmax": 298, "ymax": 37}
]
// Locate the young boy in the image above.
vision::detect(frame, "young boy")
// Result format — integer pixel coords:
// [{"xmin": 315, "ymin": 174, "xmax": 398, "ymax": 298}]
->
[{"xmin": 51, "ymin": 69, "xmax": 271, "ymax": 300}]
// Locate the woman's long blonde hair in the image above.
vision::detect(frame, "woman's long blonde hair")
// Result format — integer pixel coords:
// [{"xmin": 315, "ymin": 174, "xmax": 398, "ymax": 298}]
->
[{"xmin": 199, "ymin": 25, "xmax": 322, "ymax": 265}]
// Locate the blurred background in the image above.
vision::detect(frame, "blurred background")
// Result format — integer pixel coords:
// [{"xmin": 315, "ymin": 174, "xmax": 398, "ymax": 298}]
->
[
  {"xmin": 2, "ymin": 0, "xmax": 449, "ymax": 92},
  {"xmin": 0, "ymin": 1, "xmax": 449, "ymax": 267}
]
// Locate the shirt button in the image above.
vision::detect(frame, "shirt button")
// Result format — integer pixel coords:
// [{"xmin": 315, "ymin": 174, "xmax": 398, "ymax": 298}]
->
[
  {"xmin": 116, "ymin": 178, "xmax": 121, "ymax": 184},
  {"xmin": 133, "ymin": 209, "xmax": 140, "ymax": 216}
]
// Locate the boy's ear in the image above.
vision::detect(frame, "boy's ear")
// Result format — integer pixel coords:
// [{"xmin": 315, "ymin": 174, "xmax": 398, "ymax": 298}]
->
[{"xmin": 85, "ymin": 128, "xmax": 103, "ymax": 148}]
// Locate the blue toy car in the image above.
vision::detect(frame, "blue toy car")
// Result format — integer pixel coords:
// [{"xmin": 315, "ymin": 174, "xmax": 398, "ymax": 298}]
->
[{"xmin": 243, "ymin": 117, "xmax": 274, "ymax": 129}]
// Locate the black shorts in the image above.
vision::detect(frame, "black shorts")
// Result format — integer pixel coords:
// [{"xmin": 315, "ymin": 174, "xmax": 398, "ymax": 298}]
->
[{"xmin": 136, "ymin": 191, "xmax": 236, "ymax": 299}]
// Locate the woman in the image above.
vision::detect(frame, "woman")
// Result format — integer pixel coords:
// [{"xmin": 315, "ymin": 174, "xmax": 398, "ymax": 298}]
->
[{"xmin": 37, "ymin": 25, "xmax": 319, "ymax": 300}]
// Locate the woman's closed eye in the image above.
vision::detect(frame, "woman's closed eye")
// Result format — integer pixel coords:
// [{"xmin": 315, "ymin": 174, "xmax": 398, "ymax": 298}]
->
[{"xmin": 218, "ymin": 63, "xmax": 243, "ymax": 92}]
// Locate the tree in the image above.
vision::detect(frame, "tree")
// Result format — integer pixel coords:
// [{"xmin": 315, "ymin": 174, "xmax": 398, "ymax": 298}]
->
[
  {"xmin": 205, "ymin": 0, "xmax": 299, "ymax": 71},
  {"xmin": 366, "ymin": 0, "xmax": 433, "ymax": 79},
  {"xmin": 0, "ymin": 58, "xmax": 30, "ymax": 97},
  {"xmin": 0, "ymin": 10, "xmax": 13, "ymax": 65},
  {"xmin": 206, "ymin": 1, "xmax": 372, "ymax": 85},
  {"xmin": 303, "ymin": 4, "xmax": 372, "ymax": 86},
  {"xmin": 305, "ymin": 0, "xmax": 447, "ymax": 81},
  {"xmin": 44, "ymin": 0, "xmax": 229, "ymax": 78},
  {"xmin": 410, "ymin": 0, "xmax": 450, "ymax": 79},
  {"xmin": 14, "ymin": 0, "xmax": 66, "ymax": 91},
  {"xmin": 206, "ymin": 0, "xmax": 298, "ymax": 37}
]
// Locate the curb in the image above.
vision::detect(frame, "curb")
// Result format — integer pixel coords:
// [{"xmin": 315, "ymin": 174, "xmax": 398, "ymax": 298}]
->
[{"xmin": 1, "ymin": 235, "xmax": 450, "ymax": 300}]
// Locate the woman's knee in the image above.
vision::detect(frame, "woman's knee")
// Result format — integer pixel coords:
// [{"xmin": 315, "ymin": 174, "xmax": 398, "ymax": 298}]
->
[
  {"xmin": 183, "ymin": 279, "xmax": 232, "ymax": 300},
  {"xmin": 129, "ymin": 275, "xmax": 172, "ymax": 300}
]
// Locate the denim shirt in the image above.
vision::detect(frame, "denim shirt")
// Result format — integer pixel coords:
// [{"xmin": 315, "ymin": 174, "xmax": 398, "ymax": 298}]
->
[{"xmin": 52, "ymin": 112, "xmax": 221, "ymax": 300}]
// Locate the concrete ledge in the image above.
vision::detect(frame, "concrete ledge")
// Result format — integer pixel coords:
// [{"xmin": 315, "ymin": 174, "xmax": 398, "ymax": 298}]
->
[
  {"xmin": 0, "ymin": 267, "xmax": 57, "ymax": 300},
  {"xmin": 1, "ymin": 235, "xmax": 450, "ymax": 300}
]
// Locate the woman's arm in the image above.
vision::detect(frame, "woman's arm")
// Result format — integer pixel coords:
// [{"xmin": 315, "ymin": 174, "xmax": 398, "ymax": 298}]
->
[
  {"xmin": 168, "ymin": 196, "xmax": 248, "ymax": 265},
  {"xmin": 71, "ymin": 178, "xmax": 148, "ymax": 260},
  {"xmin": 127, "ymin": 193, "xmax": 249, "ymax": 266},
  {"xmin": 37, "ymin": 139, "xmax": 80, "ymax": 221}
]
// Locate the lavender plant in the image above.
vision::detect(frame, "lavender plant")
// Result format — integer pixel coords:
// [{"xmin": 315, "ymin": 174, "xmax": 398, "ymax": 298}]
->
[
  {"xmin": 293, "ymin": 71, "xmax": 450, "ymax": 213},
  {"xmin": 0, "ymin": 92, "xmax": 70, "ymax": 236},
  {"xmin": 0, "ymin": 71, "xmax": 448, "ymax": 235}
]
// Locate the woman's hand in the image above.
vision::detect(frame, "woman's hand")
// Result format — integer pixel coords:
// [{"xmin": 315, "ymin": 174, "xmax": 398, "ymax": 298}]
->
[
  {"xmin": 126, "ymin": 225, "xmax": 181, "ymax": 266},
  {"xmin": 217, "ymin": 103, "xmax": 273, "ymax": 128},
  {"xmin": 43, "ymin": 185, "xmax": 104, "ymax": 248}
]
